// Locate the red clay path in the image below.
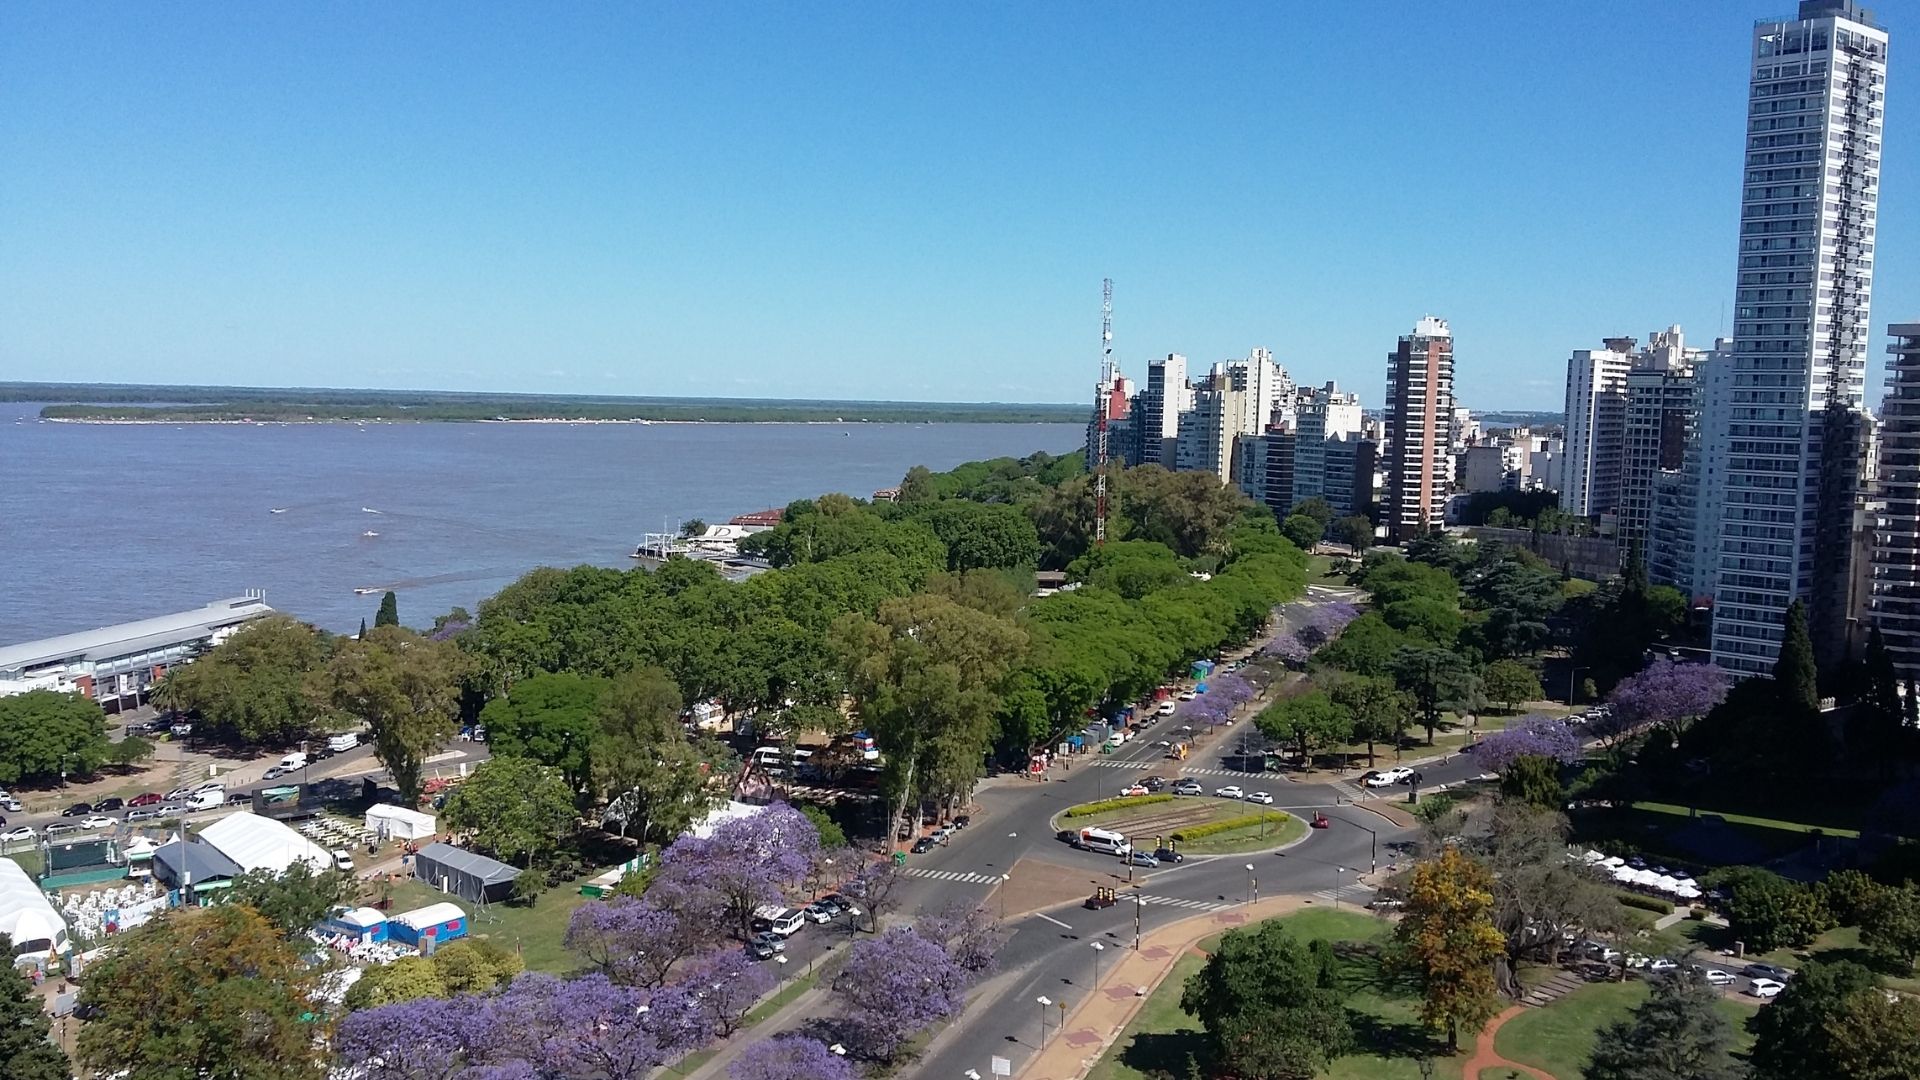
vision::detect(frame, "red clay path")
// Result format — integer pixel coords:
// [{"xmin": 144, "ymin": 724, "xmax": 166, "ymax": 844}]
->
[{"xmin": 1462, "ymin": 1005, "xmax": 1556, "ymax": 1080}]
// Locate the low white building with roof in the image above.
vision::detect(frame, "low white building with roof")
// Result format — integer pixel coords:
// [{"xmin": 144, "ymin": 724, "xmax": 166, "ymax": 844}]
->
[
  {"xmin": 197, "ymin": 811, "xmax": 333, "ymax": 876},
  {"xmin": 0, "ymin": 594, "xmax": 274, "ymax": 704}
]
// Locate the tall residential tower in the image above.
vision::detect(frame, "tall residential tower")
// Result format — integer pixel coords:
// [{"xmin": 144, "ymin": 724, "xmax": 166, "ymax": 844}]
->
[
  {"xmin": 1383, "ymin": 317, "xmax": 1455, "ymax": 544},
  {"xmin": 1710, "ymin": 0, "xmax": 1888, "ymax": 674}
]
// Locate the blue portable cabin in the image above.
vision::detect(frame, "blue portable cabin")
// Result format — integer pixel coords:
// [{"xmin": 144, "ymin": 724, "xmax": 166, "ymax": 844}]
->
[
  {"xmin": 387, "ymin": 902, "xmax": 467, "ymax": 947},
  {"xmin": 317, "ymin": 906, "xmax": 389, "ymax": 944}
]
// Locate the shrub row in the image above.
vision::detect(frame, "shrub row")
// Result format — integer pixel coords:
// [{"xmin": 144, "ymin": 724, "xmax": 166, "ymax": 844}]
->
[
  {"xmin": 1171, "ymin": 812, "xmax": 1291, "ymax": 842},
  {"xmin": 1063, "ymin": 794, "xmax": 1176, "ymax": 818},
  {"xmin": 1617, "ymin": 892, "xmax": 1675, "ymax": 915}
]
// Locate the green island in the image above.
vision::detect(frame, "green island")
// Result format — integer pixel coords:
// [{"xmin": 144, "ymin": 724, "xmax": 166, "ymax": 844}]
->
[{"xmin": 4, "ymin": 381, "xmax": 1085, "ymax": 424}]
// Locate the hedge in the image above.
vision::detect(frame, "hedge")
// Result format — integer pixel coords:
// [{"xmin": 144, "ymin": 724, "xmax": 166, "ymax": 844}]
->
[
  {"xmin": 1617, "ymin": 892, "xmax": 1674, "ymax": 915},
  {"xmin": 1171, "ymin": 812, "xmax": 1291, "ymax": 841},
  {"xmin": 1063, "ymin": 794, "xmax": 1176, "ymax": 818}
]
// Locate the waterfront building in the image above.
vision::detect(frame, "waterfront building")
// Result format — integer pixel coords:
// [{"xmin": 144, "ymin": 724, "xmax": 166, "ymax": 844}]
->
[
  {"xmin": 0, "ymin": 595, "xmax": 274, "ymax": 705},
  {"xmin": 1872, "ymin": 324, "xmax": 1920, "ymax": 675},
  {"xmin": 1710, "ymin": 0, "xmax": 1888, "ymax": 674},
  {"xmin": 1383, "ymin": 316, "xmax": 1456, "ymax": 544}
]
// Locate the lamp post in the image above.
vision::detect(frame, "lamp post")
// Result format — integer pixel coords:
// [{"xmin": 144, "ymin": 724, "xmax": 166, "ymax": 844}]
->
[
  {"xmin": 999, "ymin": 873, "xmax": 1010, "ymax": 921},
  {"xmin": 1246, "ymin": 863, "xmax": 1257, "ymax": 904},
  {"xmin": 1089, "ymin": 941, "xmax": 1105, "ymax": 987},
  {"xmin": 1133, "ymin": 892, "xmax": 1143, "ymax": 951},
  {"xmin": 1334, "ymin": 816, "xmax": 1379, "ymax": 875},
  {"xmin": 1035, "ymin": 995, "xmax": 1052, "ymax": 1046},
  {"xmin": 1334, "ymin": 866, "xmax": 1349, "ymax": 907},
  {"xmin": 1568, "ymin": 665, "xmax": 1590, "ymax": 707}
]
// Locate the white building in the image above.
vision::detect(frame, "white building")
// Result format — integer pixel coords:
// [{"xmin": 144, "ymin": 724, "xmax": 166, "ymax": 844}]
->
[
  {"xmin": 1872, "ymin": 324, "xmax": 1920, "ymax": 675},
  {"xmin": 1711, "ymin": 0, "xmax": 1887, "ymax": 674},
  {"xmin": 1649, "ymin": 346, "xmax": 1736, "ymax": 603},
  {"xmin": 1140, "ymin": 354, "xmax": 1190, "ymax": 467},
  {"xmin": 0, "ymin": 595, "xmax": 274, "ymax": 702},
  {"xmin": 1559, "ymin": 340, "xmax": 1634, "ymax": 517}
]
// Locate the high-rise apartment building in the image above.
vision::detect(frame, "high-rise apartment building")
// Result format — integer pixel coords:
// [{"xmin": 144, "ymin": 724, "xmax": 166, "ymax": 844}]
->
[
  {"xmin": 1621, "ymin": 328, "xmax": 1710, "ymax": 550},
  {"xmin": 1871, "ymin": 325, "xmax": 1920, "ymax": 675},
  {"xmin": 1649, "ymin": 345, "xmax": 1735, "ymax": 603},
  {"xmin": 1175, "ymin": 366, "xmax": 1244, "ymax": 480},
  {"xmin": 1383, "ymin": 317, "xmax": 1455, "ymax": 544},
  {"xmin": 1322, "ymin": 434, "xmax": 1377, "ymax": 516},
  {"xmin": 1710, "ymin": 1, "xmax": 1887, "ymax": 674},
  {"xmin": 1235, "ymin": 427, "xmax": 1296, "ymax": 521},
  {"xmin": 1559, "ymin": 340, "xmax": 1635, "ymax": 518},
  {"xmin": 1140, "ymin": 354, "xmax": 1190, "ymax": 467}
]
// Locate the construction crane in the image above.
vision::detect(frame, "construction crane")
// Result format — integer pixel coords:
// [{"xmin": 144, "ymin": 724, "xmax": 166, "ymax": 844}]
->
[{"xmin": 1094, "ymin": 278, "xmax": 1113, "ymax": 545}]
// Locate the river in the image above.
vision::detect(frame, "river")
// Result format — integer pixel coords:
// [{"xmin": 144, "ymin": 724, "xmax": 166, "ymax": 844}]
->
[{"xmin": 0, "ymin": 402, "xmax": 1080, "ymax": 639}]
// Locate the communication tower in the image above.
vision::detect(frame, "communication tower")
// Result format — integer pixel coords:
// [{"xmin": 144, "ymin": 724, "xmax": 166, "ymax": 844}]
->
[{"xmin": 1094, "ymin": 278, "xmax": 1113, "ymax": 545}]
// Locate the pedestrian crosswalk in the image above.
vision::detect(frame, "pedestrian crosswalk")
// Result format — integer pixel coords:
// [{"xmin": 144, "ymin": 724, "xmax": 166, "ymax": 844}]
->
[
  {"xmin": 1312, "ymin": 883, "xmax": 1375, "ymax": 904},
  {"xmin": 1132, "ymin": 893, "xmax": 1235, "ymax": 912},
  {"xmin": 1089, "ymin": 760, "xmax": 1268, "ymax": 778},
  {"xmin": 901, "ymin": 867, "xmax": 1003, "ymax": 885}
]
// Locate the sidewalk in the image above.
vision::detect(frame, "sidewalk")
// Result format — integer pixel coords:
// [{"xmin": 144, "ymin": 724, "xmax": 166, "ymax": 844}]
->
[{"xmin": 1017, "ymin": 893, "xmax": 1316, "ymax": 1080}]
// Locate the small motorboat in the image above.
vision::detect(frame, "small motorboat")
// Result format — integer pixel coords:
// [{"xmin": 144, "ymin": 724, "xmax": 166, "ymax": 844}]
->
[{"xmin": 361, "ymin": 530, "xmax": 380, "ymax": 538}]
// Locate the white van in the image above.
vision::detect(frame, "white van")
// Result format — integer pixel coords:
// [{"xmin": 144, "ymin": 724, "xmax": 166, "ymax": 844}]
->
[
  {"xmin": 1078, "ymin": 827, "xmax": 1131, "ymax": 857},
  {"xmin": 752, "ymin": 905, "xmax": 806, "ymax": 938},
  {"xmin": 185, "ymin": 789, "xmax": 225, "ymax": 811},
  {"xmin": 278, "ymin": 752, "xmax": 309, "ymax": 771},
  {"xmin": 326, "ymin": 733, "xmax": 359, "ymax": 753}
]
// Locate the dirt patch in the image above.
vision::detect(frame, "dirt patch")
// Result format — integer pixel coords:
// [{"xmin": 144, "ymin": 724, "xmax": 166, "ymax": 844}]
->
[{"xmin": 995, "ymin": 856, "xmax": 1122, "ymax": 917}]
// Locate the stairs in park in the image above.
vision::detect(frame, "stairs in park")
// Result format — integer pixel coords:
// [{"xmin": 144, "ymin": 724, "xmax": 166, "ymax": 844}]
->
[{"xmin": 1519, "ymin": 970, "xmax": 1590, "ymax": 1008}]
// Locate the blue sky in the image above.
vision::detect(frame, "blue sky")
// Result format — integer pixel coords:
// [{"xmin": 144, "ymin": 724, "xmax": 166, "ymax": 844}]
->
[{"xmin": 2, "ymin": 2, "xmax": 1914, "ymax": 410}]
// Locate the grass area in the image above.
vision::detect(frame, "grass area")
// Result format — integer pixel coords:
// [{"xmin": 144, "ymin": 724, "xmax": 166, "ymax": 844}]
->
[
  {"xmin": 5, "ymin": 850, "xmax": 45, "ymax": 878},
  {"xmin": 376, "ymin": 879, "xmax": 594, "ymax": 974},
  {"xmin": 1308, "ymin": 554, "xmax": 1353, "ymax": 587},
  {"xmin": 1054, "ymin": 796, "xmax": 1248, "ymax": 833},
  {"xmin": 1635, "ymin": 801, "xmax": 1862, "ymax": 838},
  {"xmin": 1090, "ymin": 908, "xmax": 1466, "ymax": 1080},
  {"xmin": 1569, "ymin": 806, "xmax": 1818, "ymax": 866},
  {"xmin": 1175, "ymin": 812, "xmax": 1309, "ymax": 855},
  {"xmin": 1494, "ymin": 979, "xmax": 1759, "ymax": 1079}
]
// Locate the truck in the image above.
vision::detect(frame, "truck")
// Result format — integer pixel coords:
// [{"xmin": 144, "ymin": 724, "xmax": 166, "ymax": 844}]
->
[{"xmin": 252, "ymin": 784, "xmax": 322, "ymax": 822}]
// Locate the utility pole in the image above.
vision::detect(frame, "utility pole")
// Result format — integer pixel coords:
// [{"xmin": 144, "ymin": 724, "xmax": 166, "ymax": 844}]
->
[{"xmin": 1094, "ymin": 278, "xmax": 1113, "ymax": 546}]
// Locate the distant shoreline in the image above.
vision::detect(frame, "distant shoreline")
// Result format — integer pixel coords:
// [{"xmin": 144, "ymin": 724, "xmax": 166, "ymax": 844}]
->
[{"xmin": 40, "ymin": 415, "xmax": 1072, "ymax": 427}]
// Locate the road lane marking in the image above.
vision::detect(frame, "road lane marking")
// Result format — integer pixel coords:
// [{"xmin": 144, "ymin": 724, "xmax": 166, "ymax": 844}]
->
[{"xmin": 1034, "ymin": 912, "xmax": 1074, "ymax": 928}]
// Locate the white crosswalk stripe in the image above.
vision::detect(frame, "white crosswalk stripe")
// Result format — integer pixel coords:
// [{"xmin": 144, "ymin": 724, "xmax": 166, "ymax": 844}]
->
[
  {"xmin": 1311, "ymin": 883, "xmax": 1375, "ymax": 903},
  {"xmin": 901, "ymin": 867, "xmax": 1001, "ymax": 885},
  {"xmin": 1089, "ymin": 760, "xmax": 1154, "ymax": 770},
  {"xmin": 1132, "ymin": 894, "xmax": 1235, "ymax": 912}
]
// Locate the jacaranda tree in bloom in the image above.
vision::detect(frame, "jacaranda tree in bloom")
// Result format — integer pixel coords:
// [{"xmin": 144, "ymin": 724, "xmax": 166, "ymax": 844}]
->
[
  {"xmin": 1468, "ymin": 714, "xmax": 1582, "ymax": 775},
  {"xmin": 564, "ymin": 895, "xmax": 711, "ymax": 988},
  {"xmin": 1607, "ymin": 658, "xmax": 1730, "ymax": 737},
  {"xmin": 656, "ymin": 801, "xmax": 821, "ymax": 939},
  {"xmin": 833, "ymin": 926, "xmax": 969, "ymax": 1063},
  {"xmin": 729, "ymin": 1035, "xmax": 861, "ymax": 1080},
  {"xmin": 680, "ymin": 948, "xmax": 776, "ymax": 1038}
]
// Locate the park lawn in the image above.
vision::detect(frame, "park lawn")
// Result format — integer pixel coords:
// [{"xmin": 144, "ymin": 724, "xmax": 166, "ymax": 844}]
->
[
  {"xmin": 1308, "ymin": 554, "xmax": 1352, "ymax": 587},
  {"xmin": 1092, "ymin": 908, "xmax": 1466, "ymax": 1080},
  {"xmin": 1635, "ymin": 801, "xmax": 1862, "ymax": 838},
  {"xmin": 1057, "ymin": 797, "xmax": 1268, "ymax": 837},
  {"xmin": 1494, "ymin": 979, "xmax": 1759, "ymax": 1079},
  {"xmin": 378, "ymin": 879, "xmax": 593, "ymax": 974}
]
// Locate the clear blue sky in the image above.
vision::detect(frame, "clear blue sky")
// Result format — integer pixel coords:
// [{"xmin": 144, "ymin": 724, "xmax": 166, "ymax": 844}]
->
[{"xmin": 2, "ymin": 2, "xmax": 1914, "ymax": 410}]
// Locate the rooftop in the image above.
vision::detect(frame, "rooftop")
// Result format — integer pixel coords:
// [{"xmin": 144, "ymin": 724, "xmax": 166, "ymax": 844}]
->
[{"xmin": 0, "ymin": 595, "xmax": 273, "ymax": 673}]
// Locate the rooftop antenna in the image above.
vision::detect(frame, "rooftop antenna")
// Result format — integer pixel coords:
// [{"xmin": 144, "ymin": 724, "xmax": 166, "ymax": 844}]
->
[{"xmin": 1095, "ymin": 278, "xmax": 1113, "ymax": 546}]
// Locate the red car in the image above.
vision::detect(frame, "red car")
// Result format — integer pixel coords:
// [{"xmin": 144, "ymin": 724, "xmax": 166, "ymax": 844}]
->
[{"xmin": 128, "ymin": 792, "xmax": 164, "ymax": 807}]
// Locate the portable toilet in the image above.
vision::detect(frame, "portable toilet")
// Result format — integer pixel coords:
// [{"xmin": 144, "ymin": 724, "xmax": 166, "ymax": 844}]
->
[
  {"xmin": 318, "ymin": 906, "xmax": 389, "ymax": 944},
  {"xmin": 388, "ymin": 902, "xmax": 467, "ymax": 947}
]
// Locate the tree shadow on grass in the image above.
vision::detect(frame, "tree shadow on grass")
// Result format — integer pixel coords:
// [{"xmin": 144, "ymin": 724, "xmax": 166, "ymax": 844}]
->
[
  {"xmin": 1116, "ymin": 1029, "xmax": 1208, "ymax": 1080},
  {"xmin": 1345, "ymin": 1010, "xmax": 1447, "ymax": 1064}
]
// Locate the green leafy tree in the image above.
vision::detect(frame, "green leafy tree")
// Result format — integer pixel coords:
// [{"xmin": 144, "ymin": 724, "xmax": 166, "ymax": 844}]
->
[
  {"xmin": 375, "ymin": 590, "xmax": 400, "ymax": 628},
  {"xmin": 1749, "ymin": 958, "xmax": 1882, "ymax": 1080},
  {"xmin": 1498, "ymin": 755, "xmax": 1563, "ymax": 812},
  {"xmin": 107, "ymin": 734, "xmax": 156, "ymax": 771},
  {"xmin": 910, "ymin": 501, "xmax": 1043, "ymax": 571},
  {"xmin": 1281, "ymin": 513, "xmax": 1323, "ymax": 552},
  {"xmin": 1255, "ymin": 689, "xmax": 1352, "ymax": 769},
  {"xmin": 1464, "ymin": 552, "xmax": 1563, "ymax": 659},
  {"xmin": 1711, "ymin": 865, "xmax": 1830, "ymax": 953},
  {"xmin": 1332, "ymin": 514, "xmax": 1375, "ymax": 551},
  {"xmin": 342, "ymin": 955, "xmax": 445, "ymax": 1009},
  {"xmin": 1395, "ymin": 847, "xmax": 1507, "ymax": 1049},
  {"xmin": 593, "ymin": 667, "xmax": 724, "ymax": 843},
  {"xmin": 1825, "ymin": 987, "xmax": 1920, "ymax": 1080},
  {"xmin": 678, "ymin": 518, "xmax": 708, "ymax": 537},
  {"xmin": 1821, "ymin": 868, "xmax": 1885, "ymax": 927},
  {"xmin": 310, "ymin": 626, "xmax": 468, "ymax": 801},
  {"xmin": 1179, "ymin": 918, "xmax": 1353, "ymax": 1079},
  {"xmin": 1329, "ymin": 674, "xmax": 1410, "ymax": 765},
  {"xmin": 799, "ymin": 804, "xmax": 848, "ymax": 849},
  {"xmin": 478, "ymin": 670, "xmax": 607, "ymax": 790},
  {"xmin": 1775, "ymin": 599, "xmax": 1820, "ymax": 715},
  {"xmin": 1583, "ymin": 970, "xmax": 1742, "ymax": 1080},
  {"xmin": 225, "ymin": 860, "xmax": 353, "ymax": 937},
  {"xmin": 1861, "ymin": 883, "xmax": 1920, "ymax": 973},
  {"xmin": 1392, "ymin": 646, "xmax": 1476, "ymax": 744},
  {"xmin": 429, "ymin": 937, "xmax": 524, "ymax": 994},
  {"xmin": 152, "ymin": 615, "xmax": 329, "ymax": 744},
  {"xmin": 0, "ymin": 934, "xmax": 69, "ymax": 1080},
  {"xmin": 897, "ymin": 464, "xmax": 936, "ymax": 504},
  {"xmin": 1482, "ymin": 659, "xmax": 1543, "ymax": 712},
  {"xmin": 442, "ymin": 755, "xmax": 577, "ymax": 866},
  {"xmin": 0, "ymin": 689, "xmax": 109, "ymax": 785},
  {"xmin": 1313, "ymin": 613, "xmax": 1411, "ymax": 678},
  {"xmin": 76, "ymin": 905, "xmax": 324, "ymax": 1080},
  {"xmin": 1291, "ymin": 496, "xmax": 1336, "ymax": 532}
]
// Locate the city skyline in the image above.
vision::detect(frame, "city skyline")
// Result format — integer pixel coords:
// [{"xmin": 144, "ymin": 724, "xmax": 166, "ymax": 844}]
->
[{"xmin": 3, "ymin": 3, "xmax": 1916, "ymax": 409}]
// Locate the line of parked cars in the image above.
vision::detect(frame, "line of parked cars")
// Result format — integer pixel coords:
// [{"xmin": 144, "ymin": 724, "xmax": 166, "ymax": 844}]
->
[{"xmin": 746, "ymin": 893, "xmax": 863, "ymax": 960}]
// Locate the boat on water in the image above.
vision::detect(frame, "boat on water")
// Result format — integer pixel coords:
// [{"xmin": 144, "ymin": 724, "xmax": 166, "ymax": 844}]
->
[
  {"xmin": 361, "ymin": 530, "xmax": 380, "ymax": 538},
  {"xmin": 353, "ymin": 586, "xmax": 380, "ymax": 595},
  {"xmin": 361, "ymin": 506, "xmax": 382, "ymax": 514},
  {"xmin": 269, "ymin": 507, "xmax": 288, "ymax": 514}
]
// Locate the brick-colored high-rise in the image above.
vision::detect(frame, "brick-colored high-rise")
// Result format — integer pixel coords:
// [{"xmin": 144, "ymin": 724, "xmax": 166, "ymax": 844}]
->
[{"xmin": 1384, "ymin": 317, "xmax": 1454, "ymax": 544}]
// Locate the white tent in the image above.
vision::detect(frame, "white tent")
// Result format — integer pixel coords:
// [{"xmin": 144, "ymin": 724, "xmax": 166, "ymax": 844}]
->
[
  {"xmin": 1601, "ymin": 856, "xmax": 1627, "ymax": 868},
  {"xmin": 1581, "ymin": 850, "xmax": 1607, "ymax": 864},
  {"xmin": 1652, "ymin": 875, "xmax": 1683, "ymax": 894},
  {"xmin": 1612, "ymin": 865, "xmax": 1638, "ymax": 882},
  {"xmin": 686, "ymin": 800, "xmax": 767, "ymax": 840},
  {"xmin": 197, "ymin": 811, "xmax": 332, "ymax": 875},
  {"xmin": 0, "ymin": 856, "xmax": 69, "ymax": 960},
  {"xmin": 1675, "ymin": 885, "xmax": 1703, "ymax": 900},
  {"xmin": 1630, "ymin": 869, "xmax": 1663, "ymax": 888},
  {"xmin": 365, "ymin": 804, "xmax": 437, "ymax": 841}
]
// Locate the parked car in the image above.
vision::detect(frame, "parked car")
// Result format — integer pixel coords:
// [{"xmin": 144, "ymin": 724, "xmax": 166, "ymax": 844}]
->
[
  {"xmin": 1155, "ymin": 701, "xmax": 1177, "ymax": 716},
  {"xmin": 1747, "ymin": 977, "xmax": 1787, "ymax": 999},
  {"xmin": 126, "ymin": 807, "xmax": 167, "ymax": 823},
  {"xmin": 156, "ymin": 803, "xmax": 187, "ymax": 816},
  {"xmin": 79, "ymin": 815, "xmax": 116, "ymax": 830},
  {"xmin": 164, "ymin": 786, "xmax": 195, "ymax": 801},
  {"xmin": 227, "ymin": 791, "xmax": 254, "ymax": 804},
  {"xmin": 169, "ymin": 722, "xmax": 194, "ymax": 738},
  {"xmin": 128, "ymin": 792, "xmax": 164, "ymax": 807},
  {"xmin": 911, "ymin": 837, "xmax": 936, "ymax": 854},
  {"xmin": 749, "ymin": 930, "xmax": 787, "ymax": 954},
  {"xmin": 1214, "ymin": 785, "xmax": 1245, "ymax": 799},
  {"xmin": 333, "ymin": 850, "xmax": 355, "ymax": 871},
  {"xmin": 1646, "ymin": 957, "xmax": 1679, "ymax": 973},
  {"xmin": 1152, "ymin": 847, "xmax": 1185, "ymax": 864},
  {"xmin": 1172, "ymin": 780, "xmax": 1203, "ymax": 796},
  {"xmin": 1177, "ymin": 691, "xmax": 1196, "ymax": 701},
  {"xmin": 803, "ymin": 901, "xmax": 837, "ymax": 923},
  {"xmin": 1244, "ymin": 791, "xmax": 1275, "ymax": 805},
  {"xmin": 95, "ymin": 797, "xmax": 124, "ymax": 812},
  {"xmin": 952, "ymin": 815, "xmax": 971, "ymax": 830},
  {"xmin": 1126, "ymin": 851, "xmax": 1159, "ymax": 868},
  {"xmin": 0, "ymin": 826, "xmax": 35, "ymax": 843},
  {"xmin": 62, "ymin": 803, "xmax": 95, "ymax": 817},
  {"xmin": 44, "ymin": 822, "xmax": 81, "ymax": 837},
  {"xmin": 1699, "ymin": 968, "xmax": 1736, "ymax": 987},
  {"xmin": 0, "ymin": 796, "xmax": 20, "ymax": 813},
  {"xmin": 1365, "ymin": 767, "xmax": 1413, "ymax": 788},
  {"xmin": 1742, "ymin": 962, "xmax": 1795, "ymax": 981}
]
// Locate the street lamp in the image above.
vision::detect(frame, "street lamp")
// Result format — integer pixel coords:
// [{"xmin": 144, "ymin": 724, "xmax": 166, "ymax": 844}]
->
[
  {"xmin": 1035, "ymin": 995, "xmax": 1052, "ymax": 1045},
  {"xmin": 1089, "ymin": 941, "xmax": 1106, "ymax": 987},
  {"xmin": 1568, "ymin": 665, "xmax": 1590, "ymax": 707},
  {"xmin": 1331, "ymin": 815, "xmax": 1379, "ymax": 875},
  {"xmin": 1133, "ymin": 892, "xmax": 1144, "ymax": 951},
  {"xmin": 999, "ymin": 873, "xmax": 1011, "ymax": 921},
  {"xmin": 1334, "ymin": 866, "xmax": 1349, "ymax": 907},
  {"xmin": 1246, "ymin": 863, "xmax": 1257, "ymax": 904}
]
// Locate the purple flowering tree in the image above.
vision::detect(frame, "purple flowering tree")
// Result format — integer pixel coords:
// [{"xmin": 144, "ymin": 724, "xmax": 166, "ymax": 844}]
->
[
  {"xmin": 1607, "ymin": 658, "xmax": 1730, "ymax": 736},
  {"xmin": 1294, "ymin": 601, "xmax": 1361, "ymax": 649},
  {"xmin": 833, "ymin": 927, "xmax": 969, "ymax": 1063},
  {"xmin": 730, "ymin": 1036, "xmax": 860, "ymax": 1080},
  {"xmin": 657, "ymin": 802, "xmax": 821, "ymax": 939},
  {"xmin": 915, "ymin": 900, "xmax": 1001, "ymax": 974},
  {"xmin": 844, "ymin": 856, "xmax": 902, "ymax": 933},
  {"xmin": 565, "ymin": 895, "xmax": 711, "ymax": 988},
  {"xmin": 1467, "ymin": 714, "xmax": 1583, "ymax": 774},
  {"xmin": 1258, "ymin": 631, "xmax": 1311, "ymax": 668},
  {"xmin": 335, "ymin": 994, "xmax": 493, "ymax": 1080},
  {"xmin": 680, "ymin": 948, "xmax": 776, "ymax": 1038}
]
